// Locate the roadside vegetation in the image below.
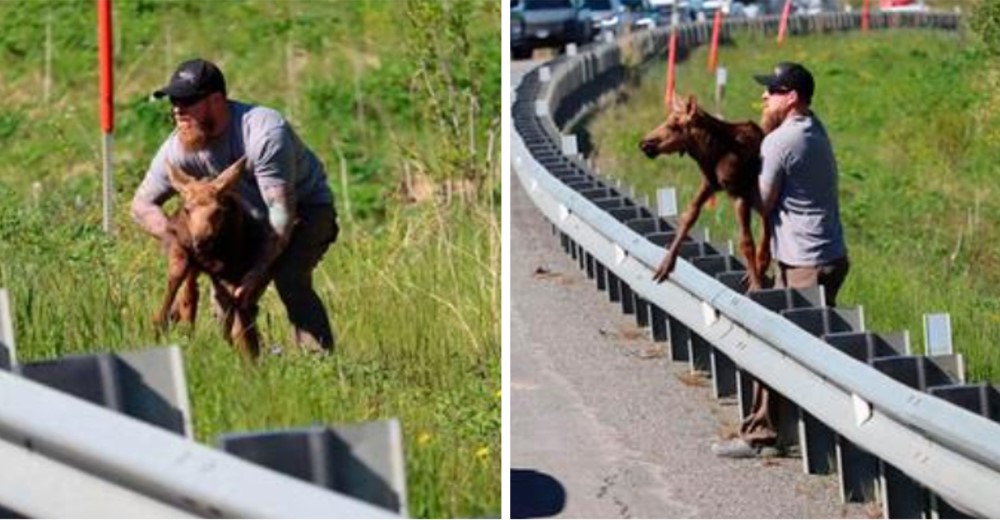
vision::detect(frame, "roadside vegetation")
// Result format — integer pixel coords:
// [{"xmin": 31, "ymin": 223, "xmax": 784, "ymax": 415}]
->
[
  {"xmin": 0, "ymin": 1, "xmax": 499, "ymax": 517},
  {"xmin": 584, "ymin": 23, "xmax": 1000, "ymax": 383}
]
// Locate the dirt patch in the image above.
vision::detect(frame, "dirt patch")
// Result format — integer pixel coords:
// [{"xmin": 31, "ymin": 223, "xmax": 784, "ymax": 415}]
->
[
  {"xmin": 532, "ymin": 265, "xmax": 574, "ymax": 285},
  {"xmin": 676, "ymin": 371, "xmax": 709, "ymax": 387}
]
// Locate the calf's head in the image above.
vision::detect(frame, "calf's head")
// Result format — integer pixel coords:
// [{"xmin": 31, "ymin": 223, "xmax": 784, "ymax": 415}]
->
[
  {"xmin": 166, "ymin": 157, "xmax": 247, "ymax": 252},
  {"xmin": 639, "ymin": 95, "xmax": 701, "ymax": 159}
]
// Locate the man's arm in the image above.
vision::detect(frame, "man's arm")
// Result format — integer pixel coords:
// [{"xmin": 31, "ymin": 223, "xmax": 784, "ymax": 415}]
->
[
  {"xmin": 235, "ymin": 126, "xmax": 298, "ymax": 304},
  {"xmin": 131, "ymin": 144, "xmax": 177, "ymax": 249},
  {"xmin": 756, "ymin": 140, "xmax": 785, "ymax": 216}
]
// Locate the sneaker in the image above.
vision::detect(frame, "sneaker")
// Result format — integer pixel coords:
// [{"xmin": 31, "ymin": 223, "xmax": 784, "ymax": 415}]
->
[{"xmin": 711, "ymin": 438, "xmax": 780, "ymax": 459}]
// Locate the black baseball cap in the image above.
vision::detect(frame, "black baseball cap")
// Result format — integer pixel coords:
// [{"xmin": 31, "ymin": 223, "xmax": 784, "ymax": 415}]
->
[
  {"xmin": 753, "ymin": 62, "xmax": 814, "ymax": 102},
  {"xmin": 153, "ymin": 58, "xmax": 227, "ymax": 101}
]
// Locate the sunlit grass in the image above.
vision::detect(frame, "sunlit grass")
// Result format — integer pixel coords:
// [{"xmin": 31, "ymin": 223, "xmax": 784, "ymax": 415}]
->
[{"xmin": 0, "ymin": 195, "xmax": 500, "ymax": 518}]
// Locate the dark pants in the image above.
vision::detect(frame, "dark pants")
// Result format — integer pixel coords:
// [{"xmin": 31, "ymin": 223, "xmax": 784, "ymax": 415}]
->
[
  {"xmin": 740, "ymin": 257, "xmax": 850, "ymax": 447},
  {"xmin": 271, "ymin": 204, "xmax": 339, "ymax": 352}
]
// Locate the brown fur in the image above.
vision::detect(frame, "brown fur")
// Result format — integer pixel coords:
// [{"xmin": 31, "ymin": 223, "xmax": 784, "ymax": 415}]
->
[
  {"xmin": 152, "ymin": 157, "xmax": 272, "ymax": 361},
  {"xmin": 638, "ymin": 95, "xmax": 770, "ymax": 290}
]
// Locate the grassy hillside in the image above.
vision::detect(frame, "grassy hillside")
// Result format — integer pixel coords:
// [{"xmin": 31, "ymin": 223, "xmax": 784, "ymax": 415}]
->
[
  {"xmin": 0, "ymin": 0, "xmax": 499, "ymax": 517},
  {"xmin": 584, "ymin": 27, "xmax": 1000, "ymax": 383}
]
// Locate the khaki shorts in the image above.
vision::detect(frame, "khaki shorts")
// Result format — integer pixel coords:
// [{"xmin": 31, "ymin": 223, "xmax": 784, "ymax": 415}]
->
[{"xmin": 776, "ymin": 257, "xmax": 850, "ymax": 307}]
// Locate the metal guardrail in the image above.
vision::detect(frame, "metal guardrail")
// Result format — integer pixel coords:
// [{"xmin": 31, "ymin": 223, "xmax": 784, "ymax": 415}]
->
[
  {"xmin": 0, "ymin": 288, "xmax": 405, "ymax": 518},
  {"xmin": 512, "ymin": 10, "xmax": 1000, "ymax": 519}
]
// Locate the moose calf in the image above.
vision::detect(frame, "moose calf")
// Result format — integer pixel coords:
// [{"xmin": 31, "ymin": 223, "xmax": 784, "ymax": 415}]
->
[
  {"xmin": 639, "ymin": 95, "xmax": 770, "ymax": 290},
  {"xmin": 153, "ymin": 157, "xmax": 273, "ymax": 360}
]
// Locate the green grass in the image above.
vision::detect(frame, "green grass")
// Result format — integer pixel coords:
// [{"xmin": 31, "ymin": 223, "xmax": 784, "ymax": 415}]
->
[
  {"xmin": 585, "ymin": 28, "xmax": 1000, "ymax": 383},
  {"xmin": 0, "ymin": 1, "xmax": 499, "ymax": 517}
]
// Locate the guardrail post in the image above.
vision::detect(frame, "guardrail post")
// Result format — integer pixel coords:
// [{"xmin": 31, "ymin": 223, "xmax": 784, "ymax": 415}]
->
[
  {"xmin": 824, "ymin": 331, "xmax": 910, "ymax": 504},
  {"xmin": 783, "ymin": 306, "xmax": 865, "ymax": 475},
  {"xmin": 650, "ymin": 306, "xmax": 668, "ymax": 342},
  {"xmin": 667, "ymin": 316, "xmax": 690, "ymax": 362},
  {"xmin": 561, "ymin": 134, "xmax": 579, "ymax": 158},
  {"xmin": 0, "ymin": 289, "xmax": 15, "ymax": 370},
  {"xmin": 688, "ymin": 333, "xmax": 712, "ymax": 374},
  {"xmin": 656, "ymin": 187, "xmax": 678, "ymax": 218},
  {"xmin": 710, "ymin": 348, "xmax": 737, "ymax": 398},
  {"xmin": 923, "ymin": 313, "xmax": 952, "ymax": 356},
  {"xmin": 634, "ymin": 296, "xmax": 650, "ymax": 328},
  {"xmin": 620, "ymin": 282, "xmax": 636, "ymax": 315},
  {"xmin": 538, "ymin": 66, "xmax": 551, "ymax": 83},
  {"xmin": 17, "ymin": 347, "xmax": 192, "ymax": 436},
  {"xmin": 926, "ymin": 382, "xmax": 998, "ymax": 519},
  {"xmin": 534, "ymin": 100, "xmax": 549, "ymax": 118},
  {"xmin": 607, "ymin": 271, "xmax": 622, "ymax": 302},
  {"xmin": 872, "ymin": 354, "xmax": 963, "ymax": 518},
  {"xmin": 595, "ymin": 262, "xmax": 608, "ymax": 291},
  {"xmin": 218, "ymin": 420, "xmax": 407, "ymax": 515}
]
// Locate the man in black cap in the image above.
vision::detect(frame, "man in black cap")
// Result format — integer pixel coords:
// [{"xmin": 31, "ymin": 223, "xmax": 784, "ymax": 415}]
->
[
  {"xmin": 131, "ymin": 58, "xmax": 339, "ymax": 353},
  {"xmin": 712, "ymin": 62, "xmax": 849, "ymax": 458}
]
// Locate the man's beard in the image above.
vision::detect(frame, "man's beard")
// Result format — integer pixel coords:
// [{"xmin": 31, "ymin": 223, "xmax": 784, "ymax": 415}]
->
[
  {"xmin": 177, "ymin": 115, "xmax": 216, "ymax": 152},
  {"xmin": 760, "ymin": 105, "xmax": 787, "ymax": 135}
]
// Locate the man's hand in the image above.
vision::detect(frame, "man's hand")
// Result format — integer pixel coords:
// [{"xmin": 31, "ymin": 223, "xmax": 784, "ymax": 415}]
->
[
  {"xmin": 233, "ymin": 231, "xmax": 287, "ymax": 309},
  {"xmin": 234, "ymin": 268, "xmax": 268, "ymax": 309}
]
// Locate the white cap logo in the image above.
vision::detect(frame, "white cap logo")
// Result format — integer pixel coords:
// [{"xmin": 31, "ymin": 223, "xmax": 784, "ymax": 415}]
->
[{"xmin": 178, "ymin": 70, "xmax": 196, "ymax": 83}]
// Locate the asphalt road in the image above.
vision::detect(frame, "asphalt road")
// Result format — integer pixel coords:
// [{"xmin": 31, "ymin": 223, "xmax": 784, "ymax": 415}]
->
[{"xmin": 510, "ymin": 58, "xmax": 867, "ymax": 519}]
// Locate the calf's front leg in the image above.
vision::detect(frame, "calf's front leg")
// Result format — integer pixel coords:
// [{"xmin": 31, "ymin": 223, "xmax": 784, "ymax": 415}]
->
[
  {"xmin": 154, "ymin": 245, "xmax": 193, "ymax": 329},
  {"xmin": 653, "ymin": 180, "xmax": 715, "ymax": 283}
]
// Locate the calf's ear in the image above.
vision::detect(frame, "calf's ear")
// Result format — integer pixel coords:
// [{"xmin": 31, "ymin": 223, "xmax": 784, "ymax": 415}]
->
[
  {"xmin": 686, "ymin": 95, "xmax": 699, "ymax": 116},
  {"xmin": 670, "ymin": 93, "xmax": 685, "ymax": 114},
  {"xmin": 165, "ymin": 160, "xmax": 196, "ymax": 197},
  {"xmin": 214, "ymin": 156, "xmax": 247, "ymax": 193}
]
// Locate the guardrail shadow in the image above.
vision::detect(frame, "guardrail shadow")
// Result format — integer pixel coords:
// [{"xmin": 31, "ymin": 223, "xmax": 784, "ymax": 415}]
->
[{"xmin": 511, "ymin": 468, "xmax": 566, "ymax": 518}]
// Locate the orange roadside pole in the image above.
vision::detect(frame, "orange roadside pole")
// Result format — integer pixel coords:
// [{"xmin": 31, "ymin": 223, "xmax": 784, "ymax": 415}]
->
[
  {"xmin": 862, "ymin": 0, "xmax": 871, "ymax": 32},
  {"xmin": 664, "ymin": 24, "xmax": 678, "ymax": 110},
  {"xmin": 98, "ymin": 0, "xmax": 114, "ymax": 234},
  {"xmin": 777, "ymin": 0, "xmax": 792, "ymax": 45},
  {"xmin": 707, "ymin": 7, "xmax": 723, "ymax": 72}
]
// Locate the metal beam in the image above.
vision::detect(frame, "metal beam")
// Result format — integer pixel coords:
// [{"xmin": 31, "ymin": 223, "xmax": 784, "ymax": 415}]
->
[{"xmin": 0, "ymin": 371, "xmax": 397, "ymax": 518}]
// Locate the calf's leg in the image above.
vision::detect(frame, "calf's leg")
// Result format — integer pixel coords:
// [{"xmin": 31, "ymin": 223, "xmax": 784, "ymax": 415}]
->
[
  {"xmin": 170, "ymin": 271, "xmax": 199, "ymax": 325},
  {"xmin": 154, "ymin": 245, "xmax": 192, "ymax": 329},
  {"xmin": 736, "ymin": 196, "xmax": 762, "ymax": 291},
  {"xmin": 653, "ymin": 180, "xmax": 715, "ymax": 283}
]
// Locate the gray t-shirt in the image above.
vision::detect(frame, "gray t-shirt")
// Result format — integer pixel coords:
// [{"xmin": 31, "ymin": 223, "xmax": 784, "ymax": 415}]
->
[
  {"xmin": 136, "ymin": 100, "xmax": 333, "ymax": 222},
  {"xmin": 759, "ymin": 112, "xmax": 846, "ymax": 266}
]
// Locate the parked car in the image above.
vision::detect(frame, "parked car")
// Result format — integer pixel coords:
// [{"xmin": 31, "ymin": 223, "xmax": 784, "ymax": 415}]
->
[
  {"xmin": 583, "ymin": 0, "xmax": 629, "ymax": 37},
  {"xmin": 621, "ymin": 0, "xmax": 664, "ymax": 30},
  {"xmin": 648, "ymin": 0, "xmax": 698, "ymax": 24},
  {"xmin": 879, "ymin": 0, "xmax": 927, "ymax": 12},
  {"xmin": 510, "ymin": 0, "xmax": 594, "ymax": 56},
  {"xmin": 512, "ymin": 9, "xmax": 532, "ymax": 59}
]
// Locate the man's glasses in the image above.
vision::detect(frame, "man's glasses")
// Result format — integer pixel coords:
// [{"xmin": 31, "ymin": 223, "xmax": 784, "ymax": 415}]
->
[
  {"xmin": 767, "ymin": 85, "xmax": 792, "ymax": 95},
  {"xmin": 169, "ymin": 94, "xmax": 207, "ymax": 108}
]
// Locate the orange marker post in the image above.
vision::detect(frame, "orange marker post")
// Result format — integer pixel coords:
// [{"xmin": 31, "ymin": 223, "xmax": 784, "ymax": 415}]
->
[
  {"xmin": 777, "ymin": 0, "xmax": 792, "ymax": 46},
  {"xmin": 664, "ymin": 25, "xmax": 678, "ymax": 110},
  {"xmin": 707, "ymin": 7, "xmax": 723, "ymax": 72},
  {"xmin": 98, "ymin": 0, "xmax": 114, "ymax": 234},
  {"xmin": 861, "ymin": 0, "xmax": 870, "ymax": 32}
]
